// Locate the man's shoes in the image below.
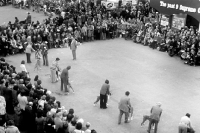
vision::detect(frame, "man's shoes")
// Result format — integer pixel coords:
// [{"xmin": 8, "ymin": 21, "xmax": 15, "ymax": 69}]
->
[
  {"xmin": 118, "ymin": 122, "xmax": 121, "ymax": 125},
  {"xmin": 141, "ymin": 123, "xmax": 144, "ymax": 127},
  {"xmin": 64, "ymin": 92, "xmax": 69, "ymax": 95},
  {"xmin": 103, "ymin": 107, "xmax": 107, "ymax": 109},
  {"xmin": 147, "ymin": 130, "xmax": 150, "ymax": 133},
  {"xmin": 124, "ymin": 120, "xmax": 130, "ymax": 123},
  {"xmin": 131, "ymin": 116, "xmax": 133, "ymax": 120}
]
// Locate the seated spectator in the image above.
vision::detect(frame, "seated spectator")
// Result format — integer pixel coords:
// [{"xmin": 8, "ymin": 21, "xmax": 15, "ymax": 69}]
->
[
  {"xmin": 74, "ymin": 122, "xmax": 85, "ymax": 133},
  {"xmin": 84, "ymin": 122, "xmax": 91, "ymax": 133},
  {"xmin": 35, "ymin": 110, "xmax": 45, "ymax": 133},
  {"xmin": 54, "ymin": 112, "xmax": 64, "ymax": 132},
  {"xmin": 5, "ymin": 120, "xmax": 20, "ymax": 133}
]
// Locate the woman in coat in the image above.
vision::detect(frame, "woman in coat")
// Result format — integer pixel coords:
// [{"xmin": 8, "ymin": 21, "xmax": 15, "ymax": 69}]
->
[
  {"xmin": 50, "ymin": 58, "xmax": 61, "ymax": 83},
  {"xmin": 25, "ymin": 36, "xmax": 35, "ymax": 63}
]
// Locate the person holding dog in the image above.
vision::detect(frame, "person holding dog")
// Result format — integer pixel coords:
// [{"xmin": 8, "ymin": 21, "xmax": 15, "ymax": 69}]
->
[
  {"xmin": 60, "ymin": 66, "xmax": 72, "ymax": 95},
  {"xmin": 118, "ymin": 91, "xmax": 132, "ymax": 124},
  {"xmin": 99, "ymin": 80, "xmax": 110, "ymax": 109},
  {"xmin": 147, "ymin": 102, "xmax": 162, "ymax": 133}
]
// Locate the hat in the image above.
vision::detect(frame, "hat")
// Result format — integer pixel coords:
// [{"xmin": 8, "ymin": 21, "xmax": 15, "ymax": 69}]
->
[{"xmin": 56, "ymin": 58, "xmax": 60, "ymax": 61}]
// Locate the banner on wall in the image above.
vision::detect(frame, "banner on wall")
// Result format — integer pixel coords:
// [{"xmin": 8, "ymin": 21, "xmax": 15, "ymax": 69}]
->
[
  {"xmin": 160, "ymin": 15, "xmax": 169, "ymax": 26},
  {"xmin": 132, "ymin": 0, "xmax": 138, "ymax": 5},
  {"xmin": 172, "ymin": 15, "xmax": 186, "ymax": 30},
  {"xmin": 150, "ymin": 0, "xmax": 200, "ymax": 22},
  {"xmin": 101, "ymin": 1, "xmax": 116, "ymax": 9}
]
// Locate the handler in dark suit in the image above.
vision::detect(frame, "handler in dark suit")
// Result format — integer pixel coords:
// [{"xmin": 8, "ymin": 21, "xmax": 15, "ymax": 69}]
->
[
  {"xmin": 60, "ymin": 66, "xmax": 71, "ymax": 94},
  {"xmin": 118, "ymin": 91, "xmax": 131, "ymax": 124},
  {"xmin": 147, "ymin": 102, "xmax": 162, "ymax": 133},
  {"xmin": 100, "ymin": 80, "xmax": 110, "ymax": 109},
  {"xmin": 26, "ymin": 12, "xmax": 32, "ymax": 24}
]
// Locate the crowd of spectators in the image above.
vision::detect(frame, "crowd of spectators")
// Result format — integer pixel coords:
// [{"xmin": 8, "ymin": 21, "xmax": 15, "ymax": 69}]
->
[
  {"xmin": 0, "ymin": 57, "xmax": 96, "ymax": 133},
  {"xmin": 2, "ymin": 0, "xmax": 199, "ymax": 66},
  {"xmin": 0, "ymin": 0, "xmax": 199, "ymax": 132}
]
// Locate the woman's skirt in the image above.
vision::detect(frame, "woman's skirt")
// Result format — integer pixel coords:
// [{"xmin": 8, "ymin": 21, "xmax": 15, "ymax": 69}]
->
[{"xmin": 50, "ymin": 69, "xmax": 57, "ymax": 83}]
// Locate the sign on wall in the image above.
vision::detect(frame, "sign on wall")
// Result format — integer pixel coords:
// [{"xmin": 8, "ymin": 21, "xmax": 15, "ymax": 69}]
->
[
  {"xmin": 172, "ymin": 15, "xmax": 186, "ymax": 30},
  {"xmin": 160, "ymin": 15, "xmax": 169, "ymax": 26},
  {"xmin": 101, "ymin": 1, "xmax": 116, "ymax": 9},
  {"xmin": 150, "ymin": 0, "xmax": 200, "ymax": 22}
]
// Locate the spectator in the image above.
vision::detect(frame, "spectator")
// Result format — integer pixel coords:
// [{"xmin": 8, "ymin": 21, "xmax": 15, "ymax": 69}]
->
[
  {"xmin": 84, "ymin": 122, "xmax": 91, "ymax": 133},
  {"xmin": 5, "ymin": 120, "xmax": 20, "ymax": 133}
]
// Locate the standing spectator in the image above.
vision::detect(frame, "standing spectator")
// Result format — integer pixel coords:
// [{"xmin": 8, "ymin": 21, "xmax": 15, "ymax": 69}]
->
[
  {"xmin": 179, "ymin": 113, "xmax": 195, "ymax": 133},
  {"xmin": 100, "ymin": 80, "xmax": 110, "ymax": 109},
  {"xmin": 25, "ymin": 41, "xmax": 35, "ymax": 63},
  {"xmin": 26, "ymin": 12, "xmax": 32, "ymax": 24},
  {"xmin": 34, "ymin": 48, "xmax": 42, "ymax": 72},
  {"xmin": 118, "ymin": 91, "xmax": 131, "ymax": 124},
  {"xmin": 41, "ymin": 43, "xmax": 49, "ymax": 66},
  {"xmin": 35, "ymin": 110, "xmax": 45, "ymax": 133},
  {"xmin": 5, "ymin": 120, "xmax": 20, "ymax": 133},
  {"xmin": 84, "ymin": 122, "xmax": 91, "ymax": 133},
  {"xmin": 20, "ymin": 60, "xmax": 28, "ymax": 77},
  {"xmin": 54, "ymin": 112, "xmax": 63, "ymax": 132},
  {"xmin": 17, "ymin": 91, "xmax": 28, "ymax": 111},
  {"xmin": 147, "ymin": 102, "xmax": 162, "ymax": 133},
  {"xmin": 0, "ymin": 92, "xmax": 6, "ymax": 125}
]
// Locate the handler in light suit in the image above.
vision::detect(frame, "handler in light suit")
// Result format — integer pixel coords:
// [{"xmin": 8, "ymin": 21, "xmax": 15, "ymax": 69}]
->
[{"xmin": 70, "ymin": 37, "xmax": 81, "ymax": 60}]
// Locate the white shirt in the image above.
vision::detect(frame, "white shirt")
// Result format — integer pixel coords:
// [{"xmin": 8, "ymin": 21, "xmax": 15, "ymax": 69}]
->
[
  {"xmin": 179, "ymin": 116, "xmax": 192, "ymax": 128},
  {"xmin": 20, "ymin": 64, "xmax": 27, "ymax": 72},
  {"xmin": 85, "ymin": 129, "xmax": 91, "ymax": 133},
  {"xmin": 17, "ymin": 94, "xmax": 28, "ymax": 110}
]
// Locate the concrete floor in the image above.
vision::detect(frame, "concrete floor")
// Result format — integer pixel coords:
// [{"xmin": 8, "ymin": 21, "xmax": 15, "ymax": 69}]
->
[{"xmin": 1, "ymin": 6, "xmax": 200, "ymax": 133}]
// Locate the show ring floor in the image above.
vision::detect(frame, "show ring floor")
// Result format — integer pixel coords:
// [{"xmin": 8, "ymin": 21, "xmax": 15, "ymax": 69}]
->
[
  {"xmin": 1, "ymin": 5, "xmax": 200, "ymax": 133},
  {"xmin": 4, "ymin": 38, "xmax": 200, "ymax": 133}
]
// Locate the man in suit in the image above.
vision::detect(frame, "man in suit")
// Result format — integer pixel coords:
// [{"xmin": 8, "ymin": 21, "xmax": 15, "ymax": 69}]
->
[
  {"xmin": 100, "ymin": 80, "xmax": 110, "ymax": 109},
  {"xmin": 147, "ymin": 102, "xmax": 162, "ymax": 133},
  {"xmin": 70, "ymin": 37, "xmax": 81, "ymax": 60},
  {"xmin": 70, "ymin": 37, "xmax": 78, "ymax": 60},
  {"xmin": 60, "ymin": 66, "xmax": 71, "ymax": 94},
  {"xmin": 118, "ymin": 91, "xmax": 131, "ymax": 124}
]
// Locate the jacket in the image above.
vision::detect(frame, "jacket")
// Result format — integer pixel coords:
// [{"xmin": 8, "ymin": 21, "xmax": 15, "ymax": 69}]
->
[
  {"xmin": 118, "ymin": 96, "xmax": 131, "ymax": 113},
  {"xmin": 100, "ymin": 83, "xmax": 110, "ymax": 95},
  {"xmin": 149, "ymin": 105, "xmax": 162, "ymax": 121},
  {"xmin": 70, "ymin": 39, "xmax": 77, "ymax": 51},
  {"xmin": 5, "ymin": 126, "xmax": 20, "ymax": 133},
  {"xmin": 61, "ymin": 68, "xmax": 68, "ymax": 81}
]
